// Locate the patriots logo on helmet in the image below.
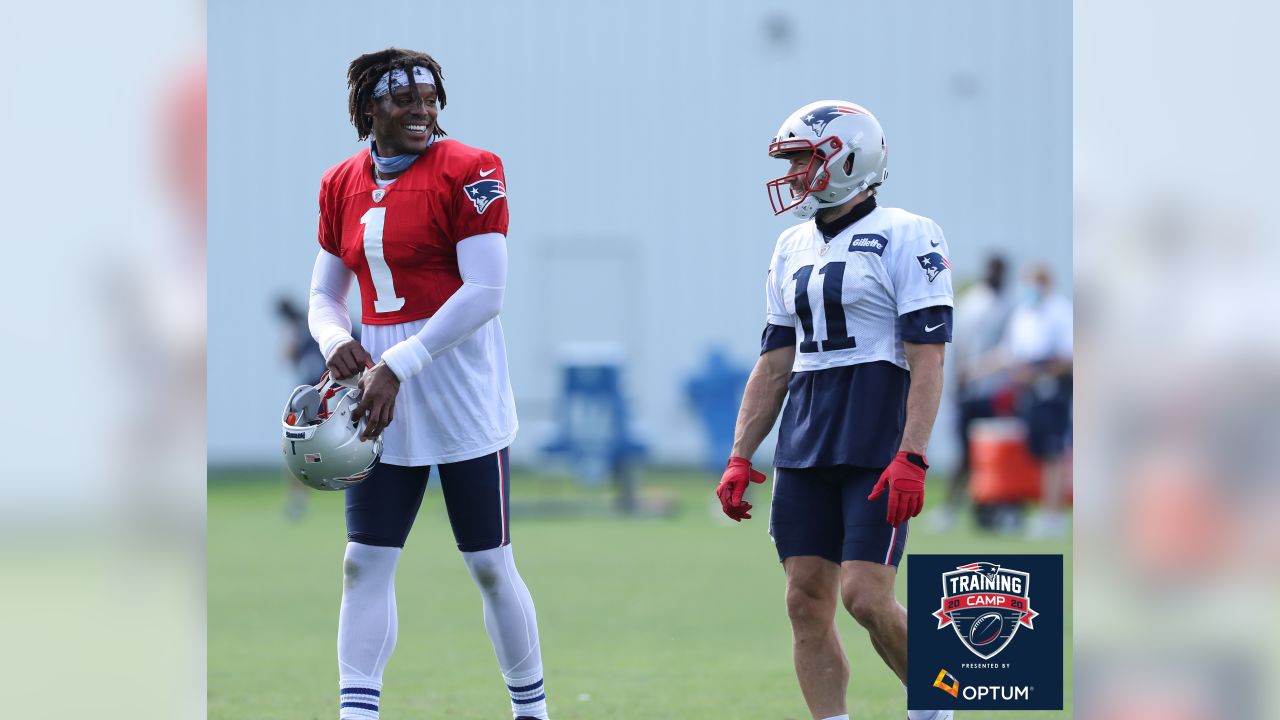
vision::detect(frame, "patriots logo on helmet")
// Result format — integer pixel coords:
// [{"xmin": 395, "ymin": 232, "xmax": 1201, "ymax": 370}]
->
[
  {"xmin": 462, "ymin": 178, "xmax": 506, "ymax": 215},
  {"xmin": 917, "ymin": 252, "xmax": 952, "ymax": 282},
  {"xmin": 800, "ymin": 105, "xmax": 864, "ymax": 136}
]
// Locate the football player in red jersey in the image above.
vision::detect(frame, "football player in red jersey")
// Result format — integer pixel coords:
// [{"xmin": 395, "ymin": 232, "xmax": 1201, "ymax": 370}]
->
[{"xmin": 307, "ymin": 48, "xmax": 548, "ymax": 720}]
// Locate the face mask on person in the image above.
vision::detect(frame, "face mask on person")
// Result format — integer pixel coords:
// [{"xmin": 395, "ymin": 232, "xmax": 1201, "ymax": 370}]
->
[{"xmin": 1020, "ymin": 284, "xmax": 1044, "ymax": 305}]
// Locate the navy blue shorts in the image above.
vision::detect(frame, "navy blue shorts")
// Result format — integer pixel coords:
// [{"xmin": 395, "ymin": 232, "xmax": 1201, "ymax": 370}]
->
[
  {"xmin": 345, "ymin": 447, "xmax": 511, "ymax": 552},
  {"xmin": 768, "ymin": 464, "xmax": 908, "ymax": 567}
]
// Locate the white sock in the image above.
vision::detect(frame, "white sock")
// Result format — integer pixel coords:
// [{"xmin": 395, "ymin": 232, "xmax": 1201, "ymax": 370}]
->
[
  {"xmin": 338, "ymin": 542, "xmax": 402, "ymax": 719},
  {"xmin": 462, "ymin": 545, "xmax": 547, "ymax": 719},
  {"xmin": 339, "ymin": 683, "xmax": 382, "ymax": 720},
  {"xmin": 820, "ymin": 715, "xmax": 849, "ymax": 720}
]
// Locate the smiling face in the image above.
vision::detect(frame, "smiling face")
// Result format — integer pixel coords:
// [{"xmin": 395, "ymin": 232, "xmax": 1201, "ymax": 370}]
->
[
  {"xmin": 783, "ymin": 150, "xmax": 817, "ymax": 196},
  {"xmin": 765, "ymin": 146, "xmax": 826, "ymax": 216},
  {"xmin": 366, "ymin": 81, "xmax": 438, "ymax": 156}
]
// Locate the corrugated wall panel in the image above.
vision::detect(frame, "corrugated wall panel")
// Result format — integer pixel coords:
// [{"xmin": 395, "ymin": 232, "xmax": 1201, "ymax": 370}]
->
[{"xmin": 210, "ymin": 0, "xmax": 1070, "ymax": 464}]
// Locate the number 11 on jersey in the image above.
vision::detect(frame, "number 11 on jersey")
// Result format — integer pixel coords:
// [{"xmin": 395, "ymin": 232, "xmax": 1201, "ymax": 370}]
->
[
  {"xmin": 360, "ymin": 207, "xmax": 406, "ymax": 313},
  {"xmin": 794, "ymin": 261, "xmax": 856, "ymax": 353}
]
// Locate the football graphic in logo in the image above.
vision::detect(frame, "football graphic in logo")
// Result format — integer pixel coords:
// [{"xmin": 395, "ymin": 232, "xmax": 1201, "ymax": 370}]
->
[{"xmin": 967, "ymin": 612, "xmax": 1005, "ymax": 647}]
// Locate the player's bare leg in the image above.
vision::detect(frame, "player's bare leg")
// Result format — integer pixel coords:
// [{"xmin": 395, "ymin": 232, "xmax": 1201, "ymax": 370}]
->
[
  {"xmin": 867, "ymin": 627, "xmax": 906, "ymax": 682},
  {"xmin": 784, "ymin": 556, "xmax": 848, "ymax": 719},
  {"xmin": 840, "ymin": 560, "xmax": 908, "ymax": 682}
]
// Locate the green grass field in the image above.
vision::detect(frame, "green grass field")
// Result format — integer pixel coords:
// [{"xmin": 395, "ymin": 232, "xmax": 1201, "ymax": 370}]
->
[{"xmin": 209, "ymin": 469, "xmax": 1071, "ymax": 719}]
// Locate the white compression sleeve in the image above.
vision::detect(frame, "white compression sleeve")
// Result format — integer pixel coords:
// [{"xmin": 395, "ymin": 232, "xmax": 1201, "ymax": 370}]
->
[
  {"xmin": 309, "ymin": 249, "xmax": 357, "ymax": 361},
  {"xmin": 380, "ymin": 233, "xmax": 507, "ymax": 382},
  {"xmin": 462, "ymin": 545, "xmax": 547, "ymax": 718},
  {"xmin": 337, "ymin": 542, "xmax": 401, "ymax": 719}
]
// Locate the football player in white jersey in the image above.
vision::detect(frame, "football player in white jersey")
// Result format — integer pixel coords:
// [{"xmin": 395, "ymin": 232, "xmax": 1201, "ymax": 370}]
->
[{"xmin": 716, "ymin": 101, "xmax": 955, "ymax": 720}]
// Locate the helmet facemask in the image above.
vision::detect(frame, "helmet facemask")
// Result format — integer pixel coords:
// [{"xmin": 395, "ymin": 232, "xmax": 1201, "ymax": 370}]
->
[{"xmin": 767, "ymin": 135, "xmax": 856, "ymax": 218}]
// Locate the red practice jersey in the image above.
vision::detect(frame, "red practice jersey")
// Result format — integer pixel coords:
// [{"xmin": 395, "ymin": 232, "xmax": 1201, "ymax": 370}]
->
[{"xmin": 317, "ymin": 140, "xmax": 509, "ymax": 325}]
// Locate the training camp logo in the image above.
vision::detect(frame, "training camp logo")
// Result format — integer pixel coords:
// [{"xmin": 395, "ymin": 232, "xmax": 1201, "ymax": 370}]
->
[
  {"xmin": 916, "ymin": 252, "xmax": 951, "ymax": 282},
  {"xmin": 800, "ymin": 105, "xmax": 864, "ymax": 136},
  {"xmin": 933, "ymin": 562, "xmax": 1039, "ymax": 660},
  {"xmin": 462, "ymin": 178, "xmax": 506, "ymax": 215}
]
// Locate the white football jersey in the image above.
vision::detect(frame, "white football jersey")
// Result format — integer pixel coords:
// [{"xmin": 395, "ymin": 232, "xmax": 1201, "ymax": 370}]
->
[
  {"xmin": 765, "ymin": 205, "xmax": 955, "ymax": 371},
  {"xmin": 361, "ymin": 318, "xmax": 518, "ymax": 466}
]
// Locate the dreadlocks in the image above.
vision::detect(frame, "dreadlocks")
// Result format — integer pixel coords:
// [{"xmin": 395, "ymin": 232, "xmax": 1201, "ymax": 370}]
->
[{"xmin": 347, "ymin": 48, "xmax": 448, "ymax": 141}]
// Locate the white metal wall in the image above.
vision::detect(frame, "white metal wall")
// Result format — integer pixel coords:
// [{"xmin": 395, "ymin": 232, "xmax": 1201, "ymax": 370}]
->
[{"xmin": 209, "ymin": 0, "xmax": 1071, "ymax": 465}]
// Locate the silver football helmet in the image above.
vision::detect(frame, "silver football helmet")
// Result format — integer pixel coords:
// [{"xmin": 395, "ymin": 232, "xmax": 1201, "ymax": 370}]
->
[
  {"xmin": 767, "ymin": 100, "xmax": 889, "ymax": 218},
  {"xmin": 281, "ymin": 372, "xmax": 381, "ymax": 491}
]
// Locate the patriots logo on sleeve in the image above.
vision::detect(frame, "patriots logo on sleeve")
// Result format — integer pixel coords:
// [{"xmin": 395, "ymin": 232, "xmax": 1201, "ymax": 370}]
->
[
  {"xmin": 916, "ymin": 252, "xmax": 951, "ymax": 282},
  {"xmin": 462, "ymin": 178, "xmax": 506, "ymax": 215},
  {"xmin": 800, "ymin": 105, "xmax": 864, "ymax": 136}
]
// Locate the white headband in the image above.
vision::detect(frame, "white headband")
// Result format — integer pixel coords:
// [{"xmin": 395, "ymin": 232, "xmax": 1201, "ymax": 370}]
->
[{"xmin": 372, "ymin": 66, "xmax": 435, "ymax": 97}]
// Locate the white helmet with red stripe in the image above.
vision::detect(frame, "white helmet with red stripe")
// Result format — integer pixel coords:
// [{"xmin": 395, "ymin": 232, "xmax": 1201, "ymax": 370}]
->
[
  {"xmin": 767, "ymin": 100, "xmax": 888, "ymax": 218},
  {"xmin": 281, "ymin": 372, "xmax": 382, "ymax": 491}
]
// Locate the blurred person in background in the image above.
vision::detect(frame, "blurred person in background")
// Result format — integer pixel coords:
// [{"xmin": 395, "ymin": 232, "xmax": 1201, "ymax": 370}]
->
[
  {"xmin": 278, "ymin": 297, "xmax": 330, "ymax": 383},
  {"xmin": 1003, "ymin": 263, "xmax": 1072, "ymax": 538},
  {"xmin": 306, "ymin": 48, "xmax": 549, "ymax": 720},
  {"xmin": 930, "ymin": 254, "xmax": 1013, "ymax": 531},
  {"xmin": 716, "ymin": 101, "xmax": 954, "ymax": 720},
  {"xmin": 275, "ymin": 296, "xmax": 329, "ymax": 520}
]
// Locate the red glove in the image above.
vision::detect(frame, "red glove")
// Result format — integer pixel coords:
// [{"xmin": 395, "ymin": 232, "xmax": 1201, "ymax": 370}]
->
[
  {"xmin": 867, "ymin": 451, "xmax": 929, "ymax": 526},
  {"xmin": 716, "ymin": 456, "xmax": 767, "ymax": 521}
]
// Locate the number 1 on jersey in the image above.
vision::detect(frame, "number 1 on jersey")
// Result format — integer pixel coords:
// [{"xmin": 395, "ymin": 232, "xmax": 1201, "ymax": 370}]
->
[{"xmin": 360, "ymin": 207, "xmax": 406, "ymax": 313}]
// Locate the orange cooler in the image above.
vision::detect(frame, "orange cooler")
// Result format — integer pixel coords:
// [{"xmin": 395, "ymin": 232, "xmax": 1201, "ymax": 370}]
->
[{"xmin": 968, "ymin": 417, "xmax": 1042, "ymax": 503}]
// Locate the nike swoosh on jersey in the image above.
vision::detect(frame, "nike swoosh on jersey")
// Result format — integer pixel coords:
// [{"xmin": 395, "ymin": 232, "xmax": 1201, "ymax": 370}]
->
[
  {"xmin": 478, "ymin": 168, "xmax": 496, "ymax": 177},
  {"xmin": 930, "ymin": 239, "xmax": 941, "ymax": 247},
  {"xmin": 925, "ymin": 323, "xmax": 945, "ymax": 332}
]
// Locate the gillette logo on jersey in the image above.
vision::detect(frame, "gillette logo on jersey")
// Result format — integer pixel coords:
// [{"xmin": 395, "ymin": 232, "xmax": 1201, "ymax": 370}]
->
[
  {"xmin": 847, "ymin": 234, "xmax": 887, "ymax": 255},
  {"xmin": 907, "ymin": 554, "xmax": 1063, "ymax": 711}
]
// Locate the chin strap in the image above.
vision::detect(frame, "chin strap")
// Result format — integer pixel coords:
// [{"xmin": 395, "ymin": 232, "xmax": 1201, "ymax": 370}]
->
[
  {"xmin": 794, "ymin": 183, "xmax": 871, "ymax": 219},
  {"xmin": 793, "ymin": 195, "xmax": 821, "ymax": 219}
]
